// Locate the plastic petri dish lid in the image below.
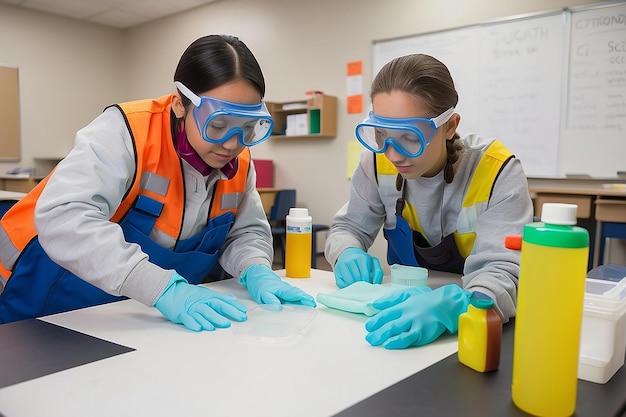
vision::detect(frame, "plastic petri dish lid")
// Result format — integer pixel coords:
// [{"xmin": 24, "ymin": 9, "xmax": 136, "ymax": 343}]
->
[
  {"xmin": 232, "ymin": 304, "xmax": 317, "ymax": 344},
  {"xmin": 390, "ymin": 264, "xmax": 428, "ymax": 287}
]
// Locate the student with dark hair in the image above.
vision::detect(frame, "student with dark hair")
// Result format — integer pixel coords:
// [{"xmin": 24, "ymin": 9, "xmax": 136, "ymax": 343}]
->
[
  {"xmin": 0, "ymin": 34, "xmax": 315, "ymax": 327},
  {"xmin": 325, "ymin": 54, "xmax": 533, "ymax": 349}
]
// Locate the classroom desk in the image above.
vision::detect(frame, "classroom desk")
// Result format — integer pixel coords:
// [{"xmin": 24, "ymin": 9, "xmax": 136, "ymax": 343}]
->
[
  {"xmin": 529, "ymin": 180, "xmax": 626, "ymax": 267},
  {"xmin": 0, "ymin": 270, "xmax": 624, "ymax": 417},
  {"xmin": 530, "ymin": 184, "xmax": 626, "ymax": 217},
  {"xmin": 335, "ymin": 318, "xmax": 626, "ymax": 417},
  {"xmin": 0, "ymin": 269, "xmax": 460, "ymax": 417}
]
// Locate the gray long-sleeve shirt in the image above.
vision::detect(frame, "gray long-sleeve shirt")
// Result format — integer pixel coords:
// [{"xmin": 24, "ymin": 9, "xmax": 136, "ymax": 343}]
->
[
  {"xmin": 35, "ymin": 106, "xmax": 273, "ymax": 307},
  {"xmin": 325, "ymin": 134, "xmax": 534, "ymax": 320}
]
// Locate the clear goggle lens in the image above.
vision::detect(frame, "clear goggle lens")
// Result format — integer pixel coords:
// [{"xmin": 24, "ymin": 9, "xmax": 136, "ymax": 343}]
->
[
  {"xmin": 355, "ymin": 107, "xmax": 455, "ymax": 158},
  {"xmin": 175, "ymin": 81, "xmax": 274, "ymax": 146}
]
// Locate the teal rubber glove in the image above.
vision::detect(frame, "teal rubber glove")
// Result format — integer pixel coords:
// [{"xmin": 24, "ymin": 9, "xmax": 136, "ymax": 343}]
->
[
  {"xmin": 154, "ymin": 272, "xmax": 247, "ymax": 331},
  {"xmin": 365, "ymin": 284, "xmax": 471, "ymax": 349},
  {"xmin": 239, "ymin": 264, "xmax": 316, "ymax": 307},
  {"xmin": 334, "ymin": 247, "xmax": 383, "ymax": 289}
]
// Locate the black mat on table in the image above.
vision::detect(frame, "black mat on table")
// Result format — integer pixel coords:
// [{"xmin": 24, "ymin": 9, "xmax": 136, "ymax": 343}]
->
[{"xmin": 0, "ymin": 318, "xmax": 135, "ymax": 388}]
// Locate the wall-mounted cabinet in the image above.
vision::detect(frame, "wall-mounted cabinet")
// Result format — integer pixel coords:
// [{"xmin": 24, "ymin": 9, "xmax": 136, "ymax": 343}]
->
[{"xmin": 266, "ymin": 94, "xmax": 337, "ymax": 139}]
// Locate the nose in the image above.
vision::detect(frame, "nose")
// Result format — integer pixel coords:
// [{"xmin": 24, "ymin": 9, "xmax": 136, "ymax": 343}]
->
[
  {"xmin": 384, "ymin": 144, "xmax": 406, "ymax": 163},
  {"xmin": 221, "ymin": 133, "xmax": 241, "ymax": 150}
]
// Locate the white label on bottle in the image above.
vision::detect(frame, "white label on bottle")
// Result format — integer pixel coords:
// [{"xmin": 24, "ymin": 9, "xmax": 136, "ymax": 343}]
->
[{"xmin": 287, "ymin": 225, "xmax": 312, "ymax": 233}]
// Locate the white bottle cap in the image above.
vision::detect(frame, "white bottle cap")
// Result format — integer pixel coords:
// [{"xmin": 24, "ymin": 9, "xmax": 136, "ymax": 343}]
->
[
  {"xmin": 288, "ymin": 208, "xmax": 309, "ymax": 218},
  {"xmin": 541, "ymin": 203, "xmax": 577, "ymax": 225}
]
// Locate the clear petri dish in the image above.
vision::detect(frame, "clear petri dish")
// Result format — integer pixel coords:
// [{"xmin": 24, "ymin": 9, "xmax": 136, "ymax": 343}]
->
[{"xmin": 232, "ymin": 304, "xmax": 317, "ymax": 344}]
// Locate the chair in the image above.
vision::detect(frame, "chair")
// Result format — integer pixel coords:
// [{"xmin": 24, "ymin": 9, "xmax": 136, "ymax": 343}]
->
[
  {"xmin": 268, "ymin": 189, "xmax": 296, "ymax": 268},
  {"xmin": 267, "ymin": 189, "xmax": 330, "ymax": 269},
  {"xmin": 595, "ymin": 198, "xmax": 626, "ymax": 266},
  {"xmin": 311, "ymin": 223, "xmax": 329, "ymax": 268},
  {"xmin": 0, "ymin": 200, "xmax": 18, "ymax": 218}
]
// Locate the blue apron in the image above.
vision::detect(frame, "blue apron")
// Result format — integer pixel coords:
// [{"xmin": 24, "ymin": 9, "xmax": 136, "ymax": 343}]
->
[
  {"xmin": 0, "ymin": 195, "xmax": 234, "ymax": 323},
  {"xmin": 383, "ymin": 180, "xmax": 465, "ymax": 274}
]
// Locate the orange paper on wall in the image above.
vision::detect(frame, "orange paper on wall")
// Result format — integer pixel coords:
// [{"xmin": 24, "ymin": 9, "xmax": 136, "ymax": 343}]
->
[
  {"xmin": 347, "ymin": 95, "xmax": 363, "ymax": 114},
  {"xmin": 347, "ymin": 60, "xmax": 363, "ymax": 114},
  {"xmin": 347, "ymin": 61, "xmax": 362, "ymax": 76}
]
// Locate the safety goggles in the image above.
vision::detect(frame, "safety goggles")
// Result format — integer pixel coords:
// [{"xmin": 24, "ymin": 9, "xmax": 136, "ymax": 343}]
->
[
  {"xmin": 355, "ymin": 107, "xmax": 455, "ymax": 158},
  {"xmin": 175, "ymin": 81, "xmax": 274, "ymax": 146}
]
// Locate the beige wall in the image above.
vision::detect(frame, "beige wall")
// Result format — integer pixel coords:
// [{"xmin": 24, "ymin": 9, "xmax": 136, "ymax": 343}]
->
[
  {"xmin": 0, "ymin": 5, "xmax": 126, "ymax": 161},
  {"xmin": 0, "ymin": 0, "xmax": 608, "ymax": 270}
]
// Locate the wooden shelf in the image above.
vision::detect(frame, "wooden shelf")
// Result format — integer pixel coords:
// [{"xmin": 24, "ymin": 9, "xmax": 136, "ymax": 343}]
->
[{"xmin": 266, "ymin": 94, "xmax": 337, "ymax": 139}]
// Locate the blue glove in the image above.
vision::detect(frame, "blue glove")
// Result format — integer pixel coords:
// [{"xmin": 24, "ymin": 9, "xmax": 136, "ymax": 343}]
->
[
  {"xmin": 154, "ymin": 272, "xmax": 247, "ymax": 331},
  {"xmin": 239, "ymin": 264, "xmax": 316, "ymax": 307},
  {"xmin": 365, "ymin": 284, "xmax": 471, "ymax": 349},
  {"xmin": 334, "ymin": 247, "xmax": 383, "ymax": 289}
]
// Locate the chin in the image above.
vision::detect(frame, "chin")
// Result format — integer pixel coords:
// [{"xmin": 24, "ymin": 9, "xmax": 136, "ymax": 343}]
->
[
  {"xmin": 208, "ymin": 161, "xmax": 227, "ymax": 169},
  {"xmin": 206, "ymin": 156, "xmax": 232, "ymax": 168},
  {"xmin": 398, "ymin": 169, "xmax": 421, "ymax": 179}
]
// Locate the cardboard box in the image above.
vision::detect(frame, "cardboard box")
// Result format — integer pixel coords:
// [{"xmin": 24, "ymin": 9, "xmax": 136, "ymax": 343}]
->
[
  {"xmin": 578, "ymin": 276, "xmax": 626, "ymax": 384},
  {"xmin": 253, "ymin": 159, "xmax": 273, "ymax": 188},
  {"xmin": 286, "ymin": 113, "xmax": 308, "ymax": 136}
]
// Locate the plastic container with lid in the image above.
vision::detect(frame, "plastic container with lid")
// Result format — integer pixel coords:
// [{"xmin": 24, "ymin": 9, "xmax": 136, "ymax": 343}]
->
[
  {"xmin": 578, "ymin": 276, "xmax": 626, "ymax": 384},
  {"xmin": 586, "ymin": 264, "xmax": 626, "ymax": 282},
  {"xmin": 390, "ymin": 264, "xmax": 428, "ymax": 287}
]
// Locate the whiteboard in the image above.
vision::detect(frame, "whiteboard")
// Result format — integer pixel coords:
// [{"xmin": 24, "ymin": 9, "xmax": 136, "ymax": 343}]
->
[
  {"xmin": 373, "ymin": 3, "xmax": 626, "ymax": 177},
  {"xmin": 562, "ymin": 2, "xmax": 626, "ymax": 177}
]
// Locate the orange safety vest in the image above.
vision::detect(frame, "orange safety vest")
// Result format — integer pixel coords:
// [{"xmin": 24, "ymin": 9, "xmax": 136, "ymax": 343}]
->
[{"xmin": 0, "ymin": 94, "xmax": 250, "ymax": 279}]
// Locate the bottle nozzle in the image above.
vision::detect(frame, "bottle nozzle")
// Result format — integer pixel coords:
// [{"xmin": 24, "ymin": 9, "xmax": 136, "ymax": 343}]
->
[{"xmin": 505, "ymin": 234, "xmax": 523, "ymax": 250}]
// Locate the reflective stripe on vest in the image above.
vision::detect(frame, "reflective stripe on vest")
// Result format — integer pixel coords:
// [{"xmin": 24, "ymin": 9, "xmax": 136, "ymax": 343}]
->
[{"xmin": 375, "ymin": 140, "xmax": 513, "ymax": 258}]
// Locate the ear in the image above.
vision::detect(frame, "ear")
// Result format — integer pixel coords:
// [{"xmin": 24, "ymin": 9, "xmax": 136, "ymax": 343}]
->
[
  {"xmin": 171, "ymin": 92, "xmax": 186, "ymax": 119},
  {"xmin": 444, "ymin": 113, "xmax": 460, "ymax": 139}
]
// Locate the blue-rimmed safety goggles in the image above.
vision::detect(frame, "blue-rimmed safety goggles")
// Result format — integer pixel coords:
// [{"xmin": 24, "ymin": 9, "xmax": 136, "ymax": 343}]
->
[
  {"xmin": 355, "ymin": 107, "xmax": 455, "ymax": 158},
  {"xmin": 175, "ymin": 81, "xmax": 274, "ymax": 146}
]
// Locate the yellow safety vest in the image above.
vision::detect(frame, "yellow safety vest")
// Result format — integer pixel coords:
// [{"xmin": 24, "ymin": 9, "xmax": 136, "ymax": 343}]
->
[{"xmin": 375, "ymin": 140, "xmax": 513, "ymax": 258}]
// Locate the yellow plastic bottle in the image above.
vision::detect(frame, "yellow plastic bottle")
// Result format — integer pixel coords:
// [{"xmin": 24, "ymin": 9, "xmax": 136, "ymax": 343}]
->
[
  {"xmin": 458, "ymin": 295, "xmax": 502, "ymax": 372},
  {"xmin": 285, "ymin": 208, "xmax": 312, "ymax": 278},
  {"xmin": 508, "ymin": 203, "xmax": 589, "ymax": 417}
]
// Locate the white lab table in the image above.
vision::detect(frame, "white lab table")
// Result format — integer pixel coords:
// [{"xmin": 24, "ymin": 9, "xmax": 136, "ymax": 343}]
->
[
  {"xmin": 0, "ymin": 190, "xmax": 26, "ymax": 201},
  {"xmin": 0, "ymin": 269, "xmax": 462, "ymax": 417}
]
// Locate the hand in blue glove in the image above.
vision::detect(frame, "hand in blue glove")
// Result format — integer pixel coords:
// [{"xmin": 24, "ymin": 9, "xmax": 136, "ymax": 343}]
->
[
  {"xmin": 154, "ymin": 272, "xmax": 247, "ymax": 331},
  {"xmin": 334, "ymin": 247, "xmax": 383, "ymax": 289},
  {"xmin": 239, "ymin": 264, "xmax": 316, "ymax": 307},
  {"xmin": 365, "ymin": 284, "xmax": 471, "ymax": 349}
]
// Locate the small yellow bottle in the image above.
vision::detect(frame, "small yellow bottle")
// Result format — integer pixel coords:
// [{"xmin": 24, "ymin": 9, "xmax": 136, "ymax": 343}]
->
[
  {"xmin": 458, "ymin": 295, "xmax": 502, "ymax": 373},
  {"xmin": 285, "ymin": 208, "xmax": 312, "ymax": 278}
]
